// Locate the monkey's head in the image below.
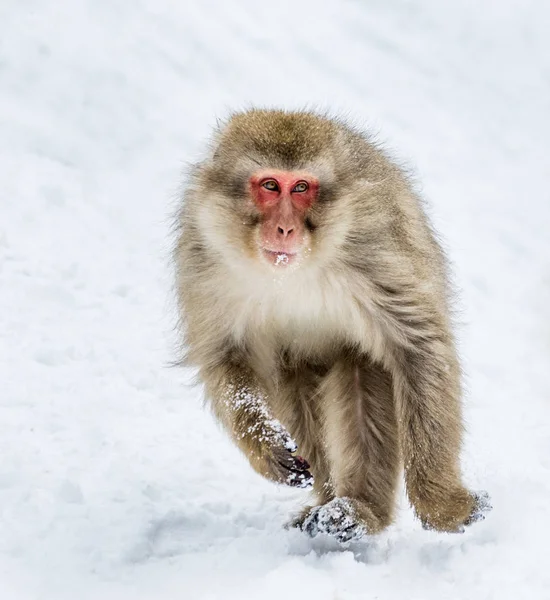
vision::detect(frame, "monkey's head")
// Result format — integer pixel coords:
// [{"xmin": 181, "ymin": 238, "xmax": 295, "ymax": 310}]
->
[{"xmin": 194, "ymin": 110, "xmax": 370, "ymax": 272}]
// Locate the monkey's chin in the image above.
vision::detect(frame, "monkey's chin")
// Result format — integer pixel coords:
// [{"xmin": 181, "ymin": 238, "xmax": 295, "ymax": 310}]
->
[{"xmin": 262, "ymin": 249, "xmax": 299, "ymax": 267}]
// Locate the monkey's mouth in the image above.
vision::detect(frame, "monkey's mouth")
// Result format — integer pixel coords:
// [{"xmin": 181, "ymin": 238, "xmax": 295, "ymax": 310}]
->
[{"xmin": 262, "ymin": 249, "xmax": 298, "ymax": 266}]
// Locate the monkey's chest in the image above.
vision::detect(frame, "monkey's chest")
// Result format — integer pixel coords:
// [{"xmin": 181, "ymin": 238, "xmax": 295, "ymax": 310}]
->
[{"xmin": 230, "ymin": 270, "xmax": 374, "ymax": 359}]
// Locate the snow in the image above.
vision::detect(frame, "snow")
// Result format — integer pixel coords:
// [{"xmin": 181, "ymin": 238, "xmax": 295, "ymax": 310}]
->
[{"xmin": 1, "ymin": 0, "xmax": 549, "ymax": 598}]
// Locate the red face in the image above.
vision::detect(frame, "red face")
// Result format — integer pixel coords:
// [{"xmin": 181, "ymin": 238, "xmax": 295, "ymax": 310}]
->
[{"xmin": 248, "ymin": 170, "xmax": 319, "ymax": 266}]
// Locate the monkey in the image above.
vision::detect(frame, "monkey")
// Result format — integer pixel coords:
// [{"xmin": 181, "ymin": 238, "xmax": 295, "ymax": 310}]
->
[{"xmin": 173, "ymin": 109, "xmax": 490, "ymax": 542}]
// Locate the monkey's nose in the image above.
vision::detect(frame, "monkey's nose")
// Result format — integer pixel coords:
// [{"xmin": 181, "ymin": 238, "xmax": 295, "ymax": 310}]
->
[{"xmin": 277, "ymin": 226, "xmax": 294, "ymax": 238}]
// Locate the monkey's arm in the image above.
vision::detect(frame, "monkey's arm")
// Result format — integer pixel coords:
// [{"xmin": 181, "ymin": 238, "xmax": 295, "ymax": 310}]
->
[
  {"xmin": 380, "ymin": 286, "xmax": 490, "ymax": 532},
  {"xmin": 201, "ymin": 359, "xmax": 313, "ymax": 488}
]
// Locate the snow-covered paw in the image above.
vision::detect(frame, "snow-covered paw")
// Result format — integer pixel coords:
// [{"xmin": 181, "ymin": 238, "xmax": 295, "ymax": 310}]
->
[
  {"xmin": 465, "ymin": 490, "xmax": 492, "ymax": 526},
  {"xmin": 420, "ymin": 489, "xmax": 492, "ymax": 533},
  {"xmin": 274, "ymin": 448, "xmax": 314, "ymax": 488},
  {"xmin": 301, "ymin": 497, "xmax": 366, "ymax": 543}
]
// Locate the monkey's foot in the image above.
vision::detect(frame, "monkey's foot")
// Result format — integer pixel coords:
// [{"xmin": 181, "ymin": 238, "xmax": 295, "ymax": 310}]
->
[
  {"xmin": 464, "ymin": 491, "xmax": 492, "ymax": 527},
  {"xmin": 301, "ymin": 497, "xmax": 366, "ymax": 543},
  {"xmin": 420, "ymin": 490, "xmax": 492, "ymax": 533}
]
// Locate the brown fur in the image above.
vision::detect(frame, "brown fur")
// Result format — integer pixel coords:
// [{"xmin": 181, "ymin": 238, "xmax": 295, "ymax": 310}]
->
[{"xmin": 174, "ymin": 109, "xmax": 488, "ymax": 536}]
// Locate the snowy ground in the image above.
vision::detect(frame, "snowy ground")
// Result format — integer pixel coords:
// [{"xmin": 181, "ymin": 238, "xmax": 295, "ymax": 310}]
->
[{"xmin": 1, "ymin": 1, "xmax": 549, "ymax": 598}]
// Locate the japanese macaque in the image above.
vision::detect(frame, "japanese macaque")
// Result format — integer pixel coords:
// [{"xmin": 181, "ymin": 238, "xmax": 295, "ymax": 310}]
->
[{"xmin": 174, "ymin": 109, "xmax": 490, "ymax": 542}]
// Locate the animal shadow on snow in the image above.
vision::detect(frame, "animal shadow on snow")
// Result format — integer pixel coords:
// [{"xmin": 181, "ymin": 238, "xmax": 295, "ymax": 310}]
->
[
  {"xmin": 126, "ymin": 501, "xmax": 282, "ymax": 562},
  {"xmin": 127, "ymin": 500, "xmax": 495, "ymax": 567},
  {"xmin": 129, "ymin": 506, "xmax": 385, "ymax": 565}
]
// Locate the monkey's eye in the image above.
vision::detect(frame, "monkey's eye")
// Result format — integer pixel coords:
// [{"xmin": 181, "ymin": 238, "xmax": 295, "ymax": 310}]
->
[
  {"xmin": 262, "ymin": 180, "xmax": 280, "ymax": 192},
  {"xmin": 292, "ymin": 181, "xmax": 309, "ymax": 193}
]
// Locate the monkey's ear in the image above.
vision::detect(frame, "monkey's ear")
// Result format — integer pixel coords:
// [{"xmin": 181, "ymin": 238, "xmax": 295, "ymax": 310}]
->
[{"xmin": 208, "ymin": 129, "xmax": 225, "ymax": 161}]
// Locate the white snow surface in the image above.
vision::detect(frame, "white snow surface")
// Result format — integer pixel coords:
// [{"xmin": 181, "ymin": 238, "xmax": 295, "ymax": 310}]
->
[{"xmin": 1, "ymin": 1, "xmax": 549, "ymax": 598}]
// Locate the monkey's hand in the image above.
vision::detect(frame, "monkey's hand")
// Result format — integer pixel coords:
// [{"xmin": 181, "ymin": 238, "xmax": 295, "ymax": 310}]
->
[
  {"xmin": 220, "ymin": 380, "xmax": 313, "ymax": 488},
  {"xmin": 261, "ymin": 446, "xmax": 314, "ymax": 489},
  {"xmin": 244, "ymin": 421, "xmax": 313, "ymax": 488}
]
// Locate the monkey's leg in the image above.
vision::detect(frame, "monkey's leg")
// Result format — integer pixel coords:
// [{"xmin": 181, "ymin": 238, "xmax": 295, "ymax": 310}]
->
[
  {"xmin": 393, "ymin": 335, "xmax": 491, "ymax": 532},
  {"xmin": 299, "ymin": 358, "xmax": 400, "ymax": 542},
  {"xmin": 272, "ymin": 366, "xmax": 334, "ymax": 529},
  {"xmin": 202, "ymin": 360, "xmax": 313, "ymax": 488}
]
